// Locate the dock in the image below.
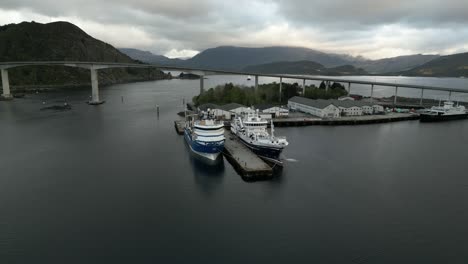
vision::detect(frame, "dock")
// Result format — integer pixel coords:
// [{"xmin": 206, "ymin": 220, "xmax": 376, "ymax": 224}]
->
[
  {"xmin": 174, "ymin": 120, "xmax": 273, "ymax": 180},
  {"xmin": 273, "ymin": 113, "xmax": 420, "ymax": 127},
  {"xmin": 174, "ymin": 120, "xmax": 185, "ymax": 135},
  {"xmin": 223, "ymin": 132, "xmax": 273, "ymax": 180}
]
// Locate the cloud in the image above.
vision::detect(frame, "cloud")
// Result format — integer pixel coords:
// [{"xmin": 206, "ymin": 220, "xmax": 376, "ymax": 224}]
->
[{"xmin": 0, "ymin": 0, "xmax": 467, "ymax": 59}]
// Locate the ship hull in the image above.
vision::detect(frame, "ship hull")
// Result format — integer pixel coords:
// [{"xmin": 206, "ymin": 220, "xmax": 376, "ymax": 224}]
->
[
  {"xmin": 184, "ymin": 129, "xmax": 224, "ymax": 161},
  {"xmin": 420, "ymin": 113, "xmax": 468, "ymax": 122},
  {"xmin": 237, "ymin": 135, "xmax": 283, "ymax": 159}
]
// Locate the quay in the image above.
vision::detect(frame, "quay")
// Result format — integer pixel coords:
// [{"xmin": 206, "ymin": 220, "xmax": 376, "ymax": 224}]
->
[
  {"xmin": 222, "ymin": 132, "xmax": 273, "ymax": 180},
  {"xmin": 273, "ymin": 113, "xmax": 420, "ymax": 127},
  {"xmin": 174, "ymin": 120, "xmax": 185, "ymax": 135}
]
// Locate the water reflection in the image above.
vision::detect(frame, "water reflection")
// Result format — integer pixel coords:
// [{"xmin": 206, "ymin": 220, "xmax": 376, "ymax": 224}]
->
[{"xmin": 187, "ymin": 146, "xmax": 225, "ymax": 196}]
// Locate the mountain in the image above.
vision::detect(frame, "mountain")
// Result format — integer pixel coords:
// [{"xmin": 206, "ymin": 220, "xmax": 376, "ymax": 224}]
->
[
  {"xmin": 355, "ymin": 54, "xmax": 439, "ymax": 74},
  {"xmin": 119, "ymin": 45, "xmax": 441, "ymax": 75},
  {"xmin": 119, "ymin": 48, "xmax": 184, "ymax": 65},
  {"xmin": 243, "ymin": 60, "xmax": 367, "ymax": 75},
  {"xmin": 0, "ymin": 21, "xmax": 168, "ymax": 88},
  {"xmin": 181, "ymin": 46, "xmax": 356, "ymax": 70},
  {"xmin": 400, "ymin": 52, "xmax": 468, "ymax": 77}
]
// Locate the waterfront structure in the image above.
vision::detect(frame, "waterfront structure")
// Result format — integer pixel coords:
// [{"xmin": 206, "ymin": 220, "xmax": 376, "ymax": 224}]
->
[
  {"xmin": 288, "ymin": 96, "xmax": 385, "ymax": 117},
  {"xmin": 256, "ymin": 105, "xmax": 289, "ymax": 118},
  {"xmin": 198, "ymin": 103, "xmax": 232, "ymax": 119},
  {"xmin": 288, "ymin": 97, "xmax": 340, "ymax": 118}
]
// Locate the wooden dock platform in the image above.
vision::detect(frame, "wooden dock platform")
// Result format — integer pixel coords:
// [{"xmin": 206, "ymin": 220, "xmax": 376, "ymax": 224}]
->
[
  {"xmin": 174, "ymin": 120, "xmax": 185, "ymax": 135},
  {"xmin": 223, "ymin": 132, "xmax": 273, "ymax": 180}
]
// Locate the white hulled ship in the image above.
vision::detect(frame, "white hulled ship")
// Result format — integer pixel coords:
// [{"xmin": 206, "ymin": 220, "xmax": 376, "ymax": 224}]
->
[
  {"xmin": 231, "ymin": 110, "xmax": 288, "ymax": 159},
  {"xmin": 420, "ymin": 101, "xmax": 468, "ymax": 122}
]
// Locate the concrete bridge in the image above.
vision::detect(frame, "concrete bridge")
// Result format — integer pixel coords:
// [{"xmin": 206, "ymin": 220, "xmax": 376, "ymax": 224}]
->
[{"xmin": 1, "ymin": 61, "xmax": 467, "ymax": 105}]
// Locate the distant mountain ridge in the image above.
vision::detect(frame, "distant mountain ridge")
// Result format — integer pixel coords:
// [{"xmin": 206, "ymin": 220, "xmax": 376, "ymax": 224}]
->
[
  {"xmin": 400, "ymin": 52, "xmax": 468, "ymax": 77},
  {"xmin": 122, "ymin": 46, "xmax": 440, "ymax": 75},
  {"xmin": 243, "ymin": 60, "xmax": 367, "ymax": 75},
  {"xmin": 0, "ymin": 21, "xmax": 168, "ymax": 88}
]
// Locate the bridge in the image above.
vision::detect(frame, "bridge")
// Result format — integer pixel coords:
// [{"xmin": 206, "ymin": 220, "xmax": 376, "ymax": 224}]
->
[{"xmin": 1, "ymin": 61, "xmax": 467, "ymax": 105}]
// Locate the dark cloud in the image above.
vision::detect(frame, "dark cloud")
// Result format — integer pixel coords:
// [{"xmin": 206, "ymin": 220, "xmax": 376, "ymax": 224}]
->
[{"xmin": 0, "ymin": 0, "xmax": 467, "ymax": 58}]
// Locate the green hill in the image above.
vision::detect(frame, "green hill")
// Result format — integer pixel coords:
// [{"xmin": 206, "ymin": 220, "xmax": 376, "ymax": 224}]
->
[
  {"xmin": 0, "ymin": 21, "xmax": 168, "ymax": 89},
  {"xmin": 243, "ymin": 60, "xmax": 367, "ymax": 75},
  {"xmin": 401, "ymin": 52, "xmax": 468, "ymax": 77}
]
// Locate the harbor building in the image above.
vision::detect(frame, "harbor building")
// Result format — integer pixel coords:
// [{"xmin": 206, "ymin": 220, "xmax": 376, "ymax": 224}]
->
[
  {"xmin": 198, "ymin": 103, "xmax": 233, "ymax": 119},
  {"xmin": 255, "ymin": 104, "xmax": 290, "ymax": 118},
  {"xmin": 288, "ymin": 96, "xmax": 385, "ymax": 118},
  {"xmin": 288, "ymin": 97, "xmax": 340, "ymax": 118}
]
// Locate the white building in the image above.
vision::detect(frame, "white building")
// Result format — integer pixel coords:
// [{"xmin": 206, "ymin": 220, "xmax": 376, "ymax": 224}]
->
[
  {"xmin": 256, "ymin": 105, "xmax": 289, "ymax": 118},
  {"xmin": 198, "ymin": 103, "xmax": 232, "ymax": 119},
  {"xmin": 223, "ymin": 103, "xmax": 255, "ymax": 116},
  {"xmin": 372, "ymin": 105, "xmax": 385, "ymax": 114},
  {"xmin": 288, "ymin": 97, "xmax": 340, "ymax": 118},
  {"xmin": 339, "ymin": 106, "xmax": 363, "ymax": 116}
]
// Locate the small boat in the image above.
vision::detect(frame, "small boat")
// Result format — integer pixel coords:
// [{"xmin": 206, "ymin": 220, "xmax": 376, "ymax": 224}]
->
[
  {"xmin": 247, "ymin": 76, "xmax": 252, "ymax": 81},
  {"xmin": 420, "ymin": 101, "xmax": 468, "ymax": 122},
  {"xmin": 184, "ymin": 110, "xmax": 225, "ymax": 160},
  {"xmin": 231, "ymin": 110, "xmax": 288, "ymax": 159}
]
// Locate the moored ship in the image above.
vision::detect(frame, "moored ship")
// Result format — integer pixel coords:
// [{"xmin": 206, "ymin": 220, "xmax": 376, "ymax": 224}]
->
[
  {"xmin": 184, "ymin": 112, "xmax": 225, "ymax": 160},
  {"xmin": 420, "ymin": 101, "xmax": 468, "ymax": 122},
  {"xmin": 231, "ymin": 110, "xmax": 288, "ymax": 159}
]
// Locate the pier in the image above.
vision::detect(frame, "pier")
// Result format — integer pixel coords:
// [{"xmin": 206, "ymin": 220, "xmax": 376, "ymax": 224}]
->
[
  {"xmin": 174, "ymin": 120, "xmax": 185, "ymax": 135},
  {"xmin": 174, "ymin": 121, "xmax": 273, "ymax": 180},
  {"xmin": 273, "ymin": 113, "xmax": 420, "ymax": 127},
  {"xmin": 222, "ymin": 132, "xmax": 273, "ymax": 179}
]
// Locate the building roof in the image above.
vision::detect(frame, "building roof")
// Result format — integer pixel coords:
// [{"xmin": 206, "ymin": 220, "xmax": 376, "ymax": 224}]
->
[
  {"xmin": 289, "ymin": 96, "xmax": 382, "ymax": 109},
  {"xmin": 221, "ymin": 103, "xmax": 246, "ymax": 111},
  {"xmin": 254, "ymin": 104, "xmax": 286, "ymax": 111},
  {"xmin": 288, "ymin": 96, "xmax": 337, "ymax": 109},
  {"xmin": 198, "ymin": 103, "xmax": 221, "ymax": 111}
]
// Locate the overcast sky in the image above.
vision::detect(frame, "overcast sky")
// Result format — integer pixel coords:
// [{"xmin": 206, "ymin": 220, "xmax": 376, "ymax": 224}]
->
[{"xmin": 1, "ymin": 0, "xmax": 468, "ymax": 59}]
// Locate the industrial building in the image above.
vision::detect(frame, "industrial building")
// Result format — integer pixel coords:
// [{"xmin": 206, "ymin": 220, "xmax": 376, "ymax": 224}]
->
[{"xmin": 288, "ymin": 96, "xmax": 385, "ymax": 118}]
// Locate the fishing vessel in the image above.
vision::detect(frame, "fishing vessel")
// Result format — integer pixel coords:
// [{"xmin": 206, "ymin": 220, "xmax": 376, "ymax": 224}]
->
[
  {"xmin": 420, "ymin": 101, "xmax": 468, "ymax": 122},
  {"xmin": 184, "ymin": 111, "xmax": 225, "ymax": 160},
  {"xmin": 231, "ymin": 110, "xmax": 288, "ymax": 159}
]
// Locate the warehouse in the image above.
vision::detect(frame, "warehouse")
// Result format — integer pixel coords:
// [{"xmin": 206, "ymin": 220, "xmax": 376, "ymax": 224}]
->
[{"xmin": 288, "ymin": 97, "xmax": 340, "ymax": 118}]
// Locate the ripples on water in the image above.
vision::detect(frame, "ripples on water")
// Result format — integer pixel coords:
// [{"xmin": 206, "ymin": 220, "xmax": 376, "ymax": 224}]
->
[{"xmin": 1, "ymin": 77, "xmax": 468, "ymax": 263}]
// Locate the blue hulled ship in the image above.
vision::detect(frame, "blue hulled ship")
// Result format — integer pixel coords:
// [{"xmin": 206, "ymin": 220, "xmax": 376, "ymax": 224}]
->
[{"xmin": 184, "ymin": 116, "xmax": 225, "ymax": 161}]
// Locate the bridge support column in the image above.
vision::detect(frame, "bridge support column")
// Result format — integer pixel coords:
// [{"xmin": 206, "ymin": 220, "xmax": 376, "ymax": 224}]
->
[
  {"xmin": 394, "ymin": 86, "xmax": 398, "ymax": 105},
  {"xmin": 1, "ymin": 69, "xmax": 12, "ymax": 99},
  {"xmin": 200, "ymin": 75, "xmax": 204, "ymax": 95},
  {"xmin": 370, "ymin": 84, "xmax": 374, "ymax": 103},
  {"xmin": 279, "ymin": 77, "xmax": 283, "ymax": 102},
  {"xmin": 88, "ymin": 68, "xmax": 103, "ymax": 105},
  {"xmin": 348, "ymin": 82, "xmax": 351, "ymax": 94},
  {"xmin": 326, "ymin": 81, "xmax": 330, "ymax": 92},
  {"xmin": 302, "ymin": 79, "xmax": 306, "ymax": 95},
  {"xmin": 255, "ymin": 75, "xmax": 258, "ymax": 92},
  {"xmin": 420, "ymin": 89, "xmax": 424, "ymax": 106},
  {"xmin": 449, "ymin": 91, "xmax": 452, "ymax": 101}
]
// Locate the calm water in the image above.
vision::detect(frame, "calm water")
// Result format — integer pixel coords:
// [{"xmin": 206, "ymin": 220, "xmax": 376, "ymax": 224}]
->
[{"xmin": 1, "ymin": 77, "xmax": 468, "ymax": 263}]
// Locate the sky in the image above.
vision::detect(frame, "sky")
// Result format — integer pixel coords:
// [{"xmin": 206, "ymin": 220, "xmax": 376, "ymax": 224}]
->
[{"xmin": 1, "ymin": 0, "xmax": 468, "ymax": 59}]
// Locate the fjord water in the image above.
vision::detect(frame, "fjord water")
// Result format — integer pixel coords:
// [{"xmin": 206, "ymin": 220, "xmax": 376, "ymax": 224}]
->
[{"xmin": 1, "ymin": 76, "xmax": 468, "ymax": 263}]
